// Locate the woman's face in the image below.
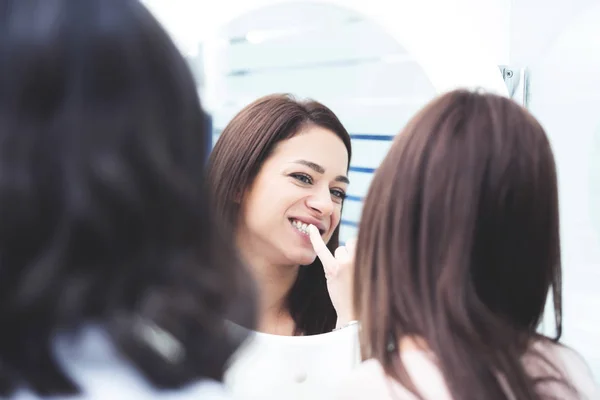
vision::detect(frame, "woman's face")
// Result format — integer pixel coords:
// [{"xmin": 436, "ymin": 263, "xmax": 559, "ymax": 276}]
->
[{"xmin": 238, "ymin": 125, "xmax": 349, "ymax": 267}]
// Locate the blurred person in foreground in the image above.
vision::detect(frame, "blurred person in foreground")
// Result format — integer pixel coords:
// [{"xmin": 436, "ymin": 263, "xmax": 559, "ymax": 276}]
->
[{"xmin": 0, "ymin": 0, "xmax": 255, "ymax": 398}]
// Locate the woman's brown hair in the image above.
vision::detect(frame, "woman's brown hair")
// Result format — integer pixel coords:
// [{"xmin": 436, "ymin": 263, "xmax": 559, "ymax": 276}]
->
[
  {"xmin": 355, "ymin": 89, "xmax": 568, "ymax": 399},
  {"xmin": 208, "ymin": 94, "xmax": 352, "ymax": 335}
]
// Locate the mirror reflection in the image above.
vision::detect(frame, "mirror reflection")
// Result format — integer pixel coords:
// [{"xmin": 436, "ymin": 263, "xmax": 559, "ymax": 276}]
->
[
  {"xmin": 181, "ymin": 1, "xmax": 600, "ymax": 398},
  {"xmin": 185, "ymin": 0, "xmax": 600, "ymax": 396}
]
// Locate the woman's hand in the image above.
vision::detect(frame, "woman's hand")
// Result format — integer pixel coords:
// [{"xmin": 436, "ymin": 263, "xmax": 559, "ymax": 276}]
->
[{"xmin": 308, "ymin": 225, "xmax": 357, "ymax": 329}]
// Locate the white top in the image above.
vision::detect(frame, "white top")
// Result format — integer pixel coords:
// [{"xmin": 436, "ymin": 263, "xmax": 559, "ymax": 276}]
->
[
  {"xmin": 224, "ymin": 323, "xmax": 361, "ymax": 400},
  {"xmin": 336, "ymin": 340, "xmax": 600, "ymax": 400},
  {"xmin": 11, "ymin": 326, "xmax": 233, "ymax": 400}
]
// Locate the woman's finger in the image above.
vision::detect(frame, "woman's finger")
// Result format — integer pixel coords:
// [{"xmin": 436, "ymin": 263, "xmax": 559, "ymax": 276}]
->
[
  {"xmin": 334, "ymin": 246, "xmax": 350, "ymax": 264},
  {"xmin": 345, "ymin": 237, "xmax": 357, "ymax": 260},
  {"xmin": 308, "ymin": 224, "xmax": 337, "ymax": 274}
]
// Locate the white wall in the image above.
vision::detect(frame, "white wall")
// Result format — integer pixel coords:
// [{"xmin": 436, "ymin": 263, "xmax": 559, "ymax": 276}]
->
[{"xmin": 509, "ymin": 0, "xmax": 600, "ymax": 379}]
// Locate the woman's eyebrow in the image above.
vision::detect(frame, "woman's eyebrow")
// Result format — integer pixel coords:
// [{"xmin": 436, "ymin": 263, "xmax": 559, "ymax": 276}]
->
[{"xmin": 292, "ymin": 159, "xmax": 349, "ymax": 184}]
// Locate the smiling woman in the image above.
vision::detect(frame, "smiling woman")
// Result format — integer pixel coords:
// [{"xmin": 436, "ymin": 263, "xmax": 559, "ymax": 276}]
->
[
  {"xmin": 208, "ymin": 94, "xmax": 352, "ymax": 336},
  {"xmin": 207, "ymin": 94, "xmax": 361, "ymax": 400}
]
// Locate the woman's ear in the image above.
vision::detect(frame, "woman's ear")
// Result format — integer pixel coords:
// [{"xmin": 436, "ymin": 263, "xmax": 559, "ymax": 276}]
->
[{"xmin": 233, "ymin": 188, "xmax": 244, "ymax": 204}]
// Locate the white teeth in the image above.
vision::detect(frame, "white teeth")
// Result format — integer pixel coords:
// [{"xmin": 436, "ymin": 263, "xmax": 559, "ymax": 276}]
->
[{"xmin": 291, "ymin": 219, "xmax": 311, "ymax": 235}]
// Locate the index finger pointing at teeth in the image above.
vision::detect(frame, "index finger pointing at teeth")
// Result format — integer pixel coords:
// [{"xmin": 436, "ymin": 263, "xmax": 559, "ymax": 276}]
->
[{"xmin": 308, "ymin": 224, "xmax": 336, "ymax": 273}]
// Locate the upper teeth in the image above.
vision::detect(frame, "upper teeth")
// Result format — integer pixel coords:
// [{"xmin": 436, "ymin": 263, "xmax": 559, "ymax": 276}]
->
[{"xmin": 292, "ymin": 219, "xmax": 310, "ymax": 234}]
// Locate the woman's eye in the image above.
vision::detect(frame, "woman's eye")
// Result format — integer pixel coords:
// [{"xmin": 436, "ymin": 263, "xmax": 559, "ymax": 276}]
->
[
  {"xmin": 291, "ymin": 173, "xmax": 313, "ymax": 184},
  {"xmin": 331, "ymin": 189, "xmax": 346, "ymax": 200}
]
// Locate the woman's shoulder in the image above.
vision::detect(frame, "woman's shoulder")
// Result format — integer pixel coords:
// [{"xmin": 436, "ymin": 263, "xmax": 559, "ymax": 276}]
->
[
  {"xmin": 159, "ymin": 380, "xmax": 234, "ymax": 400},
  {"xmin": 531, "ymin": 340, "xmax": 600, "ymax": 398},
  {"xmin": 10, "ymin": 325, "xmax": 234, "ymax": 400},
  {"xmin": 11, "ymin": 380, "xmax": 232, "ymax": 400},
  {"xmin": 336, "ymin": 353, "xmax": 451, "ymax": 400},
  {"xmin": 225, "ymin": 326, "xmax": 361, "ymax": 400},
  {"xmin": 336, "ymin": 359, "xmax": 398, "ymax": 400},
  {"xmin": 226, "ymin": 321, "xmax": 361, "ymax": 367},
  {"xmin": 338, "ymin": 340, "xmax": 599, "ymax": 400}
]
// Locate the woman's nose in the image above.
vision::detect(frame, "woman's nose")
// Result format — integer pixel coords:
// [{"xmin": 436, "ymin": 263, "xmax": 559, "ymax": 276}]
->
[{"xmin": 306, "ymin": 187, "xmax": 334, "ymax": 216}]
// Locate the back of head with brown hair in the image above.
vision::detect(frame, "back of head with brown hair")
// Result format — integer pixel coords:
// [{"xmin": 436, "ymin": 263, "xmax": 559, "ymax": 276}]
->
[{"xmin": 355, "ymin": 89, "xmax": 568, "ymax": 399}]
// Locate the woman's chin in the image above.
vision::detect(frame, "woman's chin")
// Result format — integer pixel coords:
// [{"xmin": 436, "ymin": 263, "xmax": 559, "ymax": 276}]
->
[{"xmin": 288, "ymin": 251, "xmax": 317, "ymax": 267}]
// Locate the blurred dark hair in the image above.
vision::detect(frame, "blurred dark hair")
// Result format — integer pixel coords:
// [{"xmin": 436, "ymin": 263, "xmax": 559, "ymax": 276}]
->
[
  {"xmin": 0, "ymin": 0, "xmax": 255, "ymax": 396},
  {"xmin": 356, "ymin": 90, "xmax": 570, "ymax": 399},
  {"xmin": 208, "ymin": 94, "xmax": 351, "ymax": 335}
]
